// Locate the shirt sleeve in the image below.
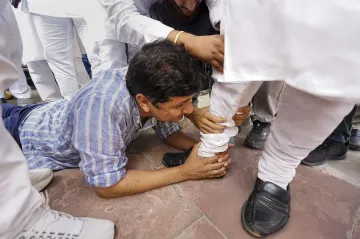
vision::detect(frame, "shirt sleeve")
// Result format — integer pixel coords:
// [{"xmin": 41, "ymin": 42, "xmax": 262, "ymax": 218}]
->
[
  {"xmin": 72, "ymin": 92, "xmax": 128, "ymax": 188},
  {"xmin": 154, "ymin": 121, "xmax": 180, "ymax": 139},
  {"xmin": 97, "ymin": 0, "xmax": 173, "ymax": 46},
  {"xmin": 205, "ymin": 0, "xmax": 223, "ymax": 30}
]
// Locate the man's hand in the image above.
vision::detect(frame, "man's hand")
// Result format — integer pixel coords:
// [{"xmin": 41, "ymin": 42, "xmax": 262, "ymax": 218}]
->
[
  {"xmin": 233, "ymin": 105, "xmax": 251, "ymax": 127},
  {"xmin": 188, "ymin": 106, "xmax": 252, "ymax": 134},
  {"xmin": 180, "ymin": 144, "xmax": 230, "ymax": 180},
  {"xmin": 188, "ymin": 106, "xmax": 226, "ymax": 134},
  {"xmin": 179, "ymin": 33, "xmax": 224, "ymax": 72}
]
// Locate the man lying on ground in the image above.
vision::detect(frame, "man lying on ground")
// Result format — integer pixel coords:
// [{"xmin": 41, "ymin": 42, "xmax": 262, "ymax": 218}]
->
[{"xmin": 1, "ymin": 40, "xmax": 234, "ymax": 198}]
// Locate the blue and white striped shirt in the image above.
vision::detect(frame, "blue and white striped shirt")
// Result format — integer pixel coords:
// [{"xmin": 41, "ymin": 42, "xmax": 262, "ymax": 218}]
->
[{"xmin": 19, "ymin": 70, "xmax": 179, "ymax": 188}]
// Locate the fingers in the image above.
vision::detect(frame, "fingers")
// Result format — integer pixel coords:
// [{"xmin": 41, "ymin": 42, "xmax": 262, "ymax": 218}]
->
[
  {"xmin": 217, "ymin": 152, "xmax": 230, "ymax": 162},
  {"xmin": 208, "ymin": 162, "xmax": 226, "ymax": 171},
  {"xmin": 204, "ymin": 111, "xmax": 226, "ymax": 124},
  {"xmin": 238, "ymin": 105, "xmax": 251, "ymax": 114},
  {"xmin": 211, "ymin": 60, "xmax": 223, "ymax": 72},
  {"xmin": 202, "ymin": 121, "xmax": 225, "ymax": 133},
  {"xmin": 215, "ymin": 149, "xmax": 228, "ymax": 156},
  {"xmin": 233, "ymin": 114, "xmax": 247, "ymax": 122},
  {"xmin": 217, "ymin": 35, "xmax": 225, "ymax": 55},
  {"xmin": 200, "ymin": 124, "xmax": 223, "ymax": 134},
  {"xmin": 206, "ymin": 151, "xmax": 230, "ymax": 164},
  {"xmin": 217, "ymin": 171, "xmax": 227, "ymax": 178},
  {"xmin": 190, "ymin": 143, "xmax": 200, "ymax": 156},
  {"xmin": 212, "ymin": 167, "xmax": 226, "ymax": 176}
]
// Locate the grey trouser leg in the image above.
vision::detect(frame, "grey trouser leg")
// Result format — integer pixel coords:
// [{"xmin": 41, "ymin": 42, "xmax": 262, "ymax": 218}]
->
[{"xmin": 251, "ymin": 81, "xmax": 284, "ymax": 123}]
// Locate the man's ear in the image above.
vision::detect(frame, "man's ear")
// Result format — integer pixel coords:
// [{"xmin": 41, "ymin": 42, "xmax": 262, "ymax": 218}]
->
[{"xmin": 136, "ymin": 94, "xmax": 151, "ymax": 113}]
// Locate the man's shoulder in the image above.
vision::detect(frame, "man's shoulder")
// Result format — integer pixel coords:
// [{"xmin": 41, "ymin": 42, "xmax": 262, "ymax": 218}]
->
[
  {"xmin": 91, "ymin": 69, "xmax": 130, "ymax": 101},
  {"xmin": 71, "ymin": 68, "xmax": 134, "ymax": 116}
]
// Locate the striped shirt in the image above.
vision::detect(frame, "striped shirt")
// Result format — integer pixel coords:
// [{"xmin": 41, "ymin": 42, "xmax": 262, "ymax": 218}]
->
[{"xmin": 19, "ymin": 70, "xmax": 179, "ymax": 188}]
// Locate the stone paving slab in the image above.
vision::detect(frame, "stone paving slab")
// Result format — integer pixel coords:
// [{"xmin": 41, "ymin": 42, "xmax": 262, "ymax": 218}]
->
[{"xmin": 46, "ymin": 124, "xmax": 360, "ymax": 239}]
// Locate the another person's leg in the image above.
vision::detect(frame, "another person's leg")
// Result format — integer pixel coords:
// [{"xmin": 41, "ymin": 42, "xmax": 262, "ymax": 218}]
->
[
  {"xmin": 245, "ymin": 81, "xmax": 284, "ymax": 150},
  {"xmin": 72, "ymin": 18, "xmax": 92, "ymax": 79},
  {"xmin": 242, "ymin": 84, "xmax": 354, "ymax": 237},
  {"xmin": 350, "ymin": 106, "xmax": 360, "ymax": 151},
  {"xmin": 8, "ymin": 70, "xmax": 32, "ymax": 99},
  {"xmin": 27, "ymin": 60, "xmax": 62, "ymax": 101},
  {"xmin": 302, "ymin": 106, "xmax": 357, "ymax": 166},
  {"xmin": 72, "ymin": 19, "xmax": 91, "ymax": 86},
  {"xmin": 198, "ymin": 80, "xmax": 263, "ymax": 157},
  {"xmin": 1, "ymin": 106, "xmax": 115, "ymax": 238},
  {"xmin": 31, "ymin": 14, "xmax": 79, "ymax": 100},
  {"xmin": 0, "ymin": 108, "xmax": 44, "ymax": 238}
]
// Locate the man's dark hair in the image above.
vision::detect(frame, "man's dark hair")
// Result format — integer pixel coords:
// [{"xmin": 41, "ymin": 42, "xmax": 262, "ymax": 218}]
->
[{"xmin": 126, "ymin": 40, "xmax": 205, "ymax": 105}]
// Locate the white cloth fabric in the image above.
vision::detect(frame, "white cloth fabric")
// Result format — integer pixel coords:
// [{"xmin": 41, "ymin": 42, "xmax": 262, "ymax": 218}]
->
[
  {"xmin": 199, "ymin": 81, "xmax": 262, "ymax": 157},
  {"xmin": 222, "ymin": 0, "xmax": 360, "ymax": 103},
  {"xmin": 13, "ymin": 6, "xmax": 63, "ymax": 101},
  {"xmin": 27, "ymin": 60, "xmax": 62, "ymax": 101},
  {"xmin": 23, "ymin": 0, "xmax": 128, "ymax": 76},
  {"xmin": 97, "ymin": 0, "xmax": 222, "ymax": 45},
  {"xmin": 258, "ymin": 85, "xmax": 354, "ymax": 189},
  {"xmin": 0, "ymin": 3, "xmax": 31, "ymax": 99},
  {"xmin": 31, "ymin": 14, "xmax": 90, "ymax": 100},
  {"xmin": 7, "ymin": 70, "xmax": 32, "ymax": 99},
  {"xmin": 0, "ymin": 1, "xmax": 43, "ymax": 238},
  {"xmin": 13, "ymin": 5, "xmax": 44, "ymax": 63},
  {"xmin": 199, "ymin": 80, "xmax": 354, "ymax": 189}
]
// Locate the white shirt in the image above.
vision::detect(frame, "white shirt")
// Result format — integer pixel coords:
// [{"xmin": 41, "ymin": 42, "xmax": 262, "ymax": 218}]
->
[
  {"xmin": 97, "ymin": 0, "xmax": 223, "ymax": 46},
  {"xmin": 222, "ymin": 0, "xmax": 360, "ymax": 103}
]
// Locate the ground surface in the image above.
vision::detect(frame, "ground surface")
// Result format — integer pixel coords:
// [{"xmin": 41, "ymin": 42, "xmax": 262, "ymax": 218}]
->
[{"xmin": 15, "ymin": 91, "xmax": 360, "ymax": 239}]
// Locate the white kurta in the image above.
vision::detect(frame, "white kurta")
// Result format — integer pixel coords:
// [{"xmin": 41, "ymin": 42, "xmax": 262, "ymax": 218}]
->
[
  {"xmin": 223, "ymin": 0, "xmax": 360, "ymax": 103},
  {"xmin": 13, "ymin": 6, "xmax": 44, "ymax": 63}
]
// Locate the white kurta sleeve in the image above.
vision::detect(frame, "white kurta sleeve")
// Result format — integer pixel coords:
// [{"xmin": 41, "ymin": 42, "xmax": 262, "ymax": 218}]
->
[
  {"xmin": 205, "ymin": 0, "xmax": 222, "ymax": 30},
  {"xmin": 97, "ymin": 0, "xmax": 173, "ymax": 46}
]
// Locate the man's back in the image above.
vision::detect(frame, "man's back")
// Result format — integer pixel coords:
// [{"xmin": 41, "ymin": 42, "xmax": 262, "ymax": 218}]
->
[{"xmin": 20, "ymin": 69, "xmax": 133, "ymax": 171}]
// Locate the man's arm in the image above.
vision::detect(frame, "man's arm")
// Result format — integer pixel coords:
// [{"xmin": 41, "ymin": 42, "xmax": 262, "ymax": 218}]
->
[
  {"xmin": 164, "ymin": 130, "xmax": 198, "ymax": 151},
  {"xmin": 95, "ymin": 144, "xmax": 229, "ymax": 198},
  {"xmin": 97, "ymin": 0, "xmax": 225, "ymax": 71},
  {"xmin": 97, "ymin": 0, "xmax": 173, "ymax": 46}
]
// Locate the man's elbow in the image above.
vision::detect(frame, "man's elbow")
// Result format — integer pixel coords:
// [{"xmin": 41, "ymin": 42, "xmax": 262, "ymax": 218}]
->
[
  {"xmin": 94, "ymin": 186, "xmax": 119, "ymax": 198},
  {"xmin": 93, "ymin": 179, "xmax": 131, "ymax": 198}
]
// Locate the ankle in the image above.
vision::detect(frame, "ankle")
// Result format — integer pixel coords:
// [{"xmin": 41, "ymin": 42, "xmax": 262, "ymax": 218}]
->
[{"xmin": 257, "ymin": 175, "xmax": 288, "ymax": 190}]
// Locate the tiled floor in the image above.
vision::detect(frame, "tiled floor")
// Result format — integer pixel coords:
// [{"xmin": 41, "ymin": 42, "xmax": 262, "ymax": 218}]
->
[
  {"xmin": 6, "ymin": 90, "xmax": 360, "ymax": 238},
  {"xmin": 45, "ymin": 120, "xmax": 360, "ymax": 239}
]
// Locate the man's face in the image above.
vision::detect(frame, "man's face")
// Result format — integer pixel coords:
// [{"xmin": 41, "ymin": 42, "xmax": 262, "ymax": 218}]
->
[
  {"xmin": 150, "ymin": 95, "xmax": 194, "ymax": 122},
  {"xmin": 173, "ymin": 0, "xmax": 201, "ymax": 16}
]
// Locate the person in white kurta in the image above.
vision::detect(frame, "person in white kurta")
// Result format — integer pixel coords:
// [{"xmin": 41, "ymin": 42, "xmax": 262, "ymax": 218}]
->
[
  {"xmin": 198, "ymin": 0, "xmax": 360, "ymax": 237},
  {"xmin": 20, "ymin": 0, "xmax": 90, "ymax": 100},
  {"xmin": 12, "ymin": 5, "xmax": 62, "ymax": 101},
  {"xmin": 0, "ymin": 1, "xmax": 115, "ymax": 238}
]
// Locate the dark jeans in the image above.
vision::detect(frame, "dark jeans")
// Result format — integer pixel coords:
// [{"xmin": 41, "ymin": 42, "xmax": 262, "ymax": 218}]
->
[
  {"xmin": 328, "ymin": 106, "xmax": 358, "ymax": 143},
  {"xmin": 1, "ymin": 103, "xmax": 43, "ymax": 147}
]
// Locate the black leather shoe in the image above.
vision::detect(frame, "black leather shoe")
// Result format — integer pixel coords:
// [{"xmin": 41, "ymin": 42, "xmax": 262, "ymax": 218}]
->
[
  {"xmin": 241, "ymin": 178, "xmax": 290, "ymax": 238},
  {"xmin": 244, "ymin": 120, "xmax": 271, "ymax": 150},
  {"xmin": 301, "ymin": 139, "xmax": 348, "ymax": 166},
  {"xmin": 162, "ymin": 147, "xmax": 193, "ymax": 168}
]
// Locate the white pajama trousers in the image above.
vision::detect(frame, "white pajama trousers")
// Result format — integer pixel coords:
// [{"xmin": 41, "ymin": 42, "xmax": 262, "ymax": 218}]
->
[
  {"xmin": 199, "ymin": 82, "xmax": 353, "ymax": 188},
  {"xmin": 31, "ymin": 14, "xmax": 90, "ymax": 100},
  {"xmin": 26, "ymin": 60, "xmax": 62, "ymax": 101},
  {"xmin": 0, "ymin": 2, "xmax": 43, "ymax": 238},
  {"xmin": 0, "ymin": 3, "xmax": 31, "ymax": 99}
]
